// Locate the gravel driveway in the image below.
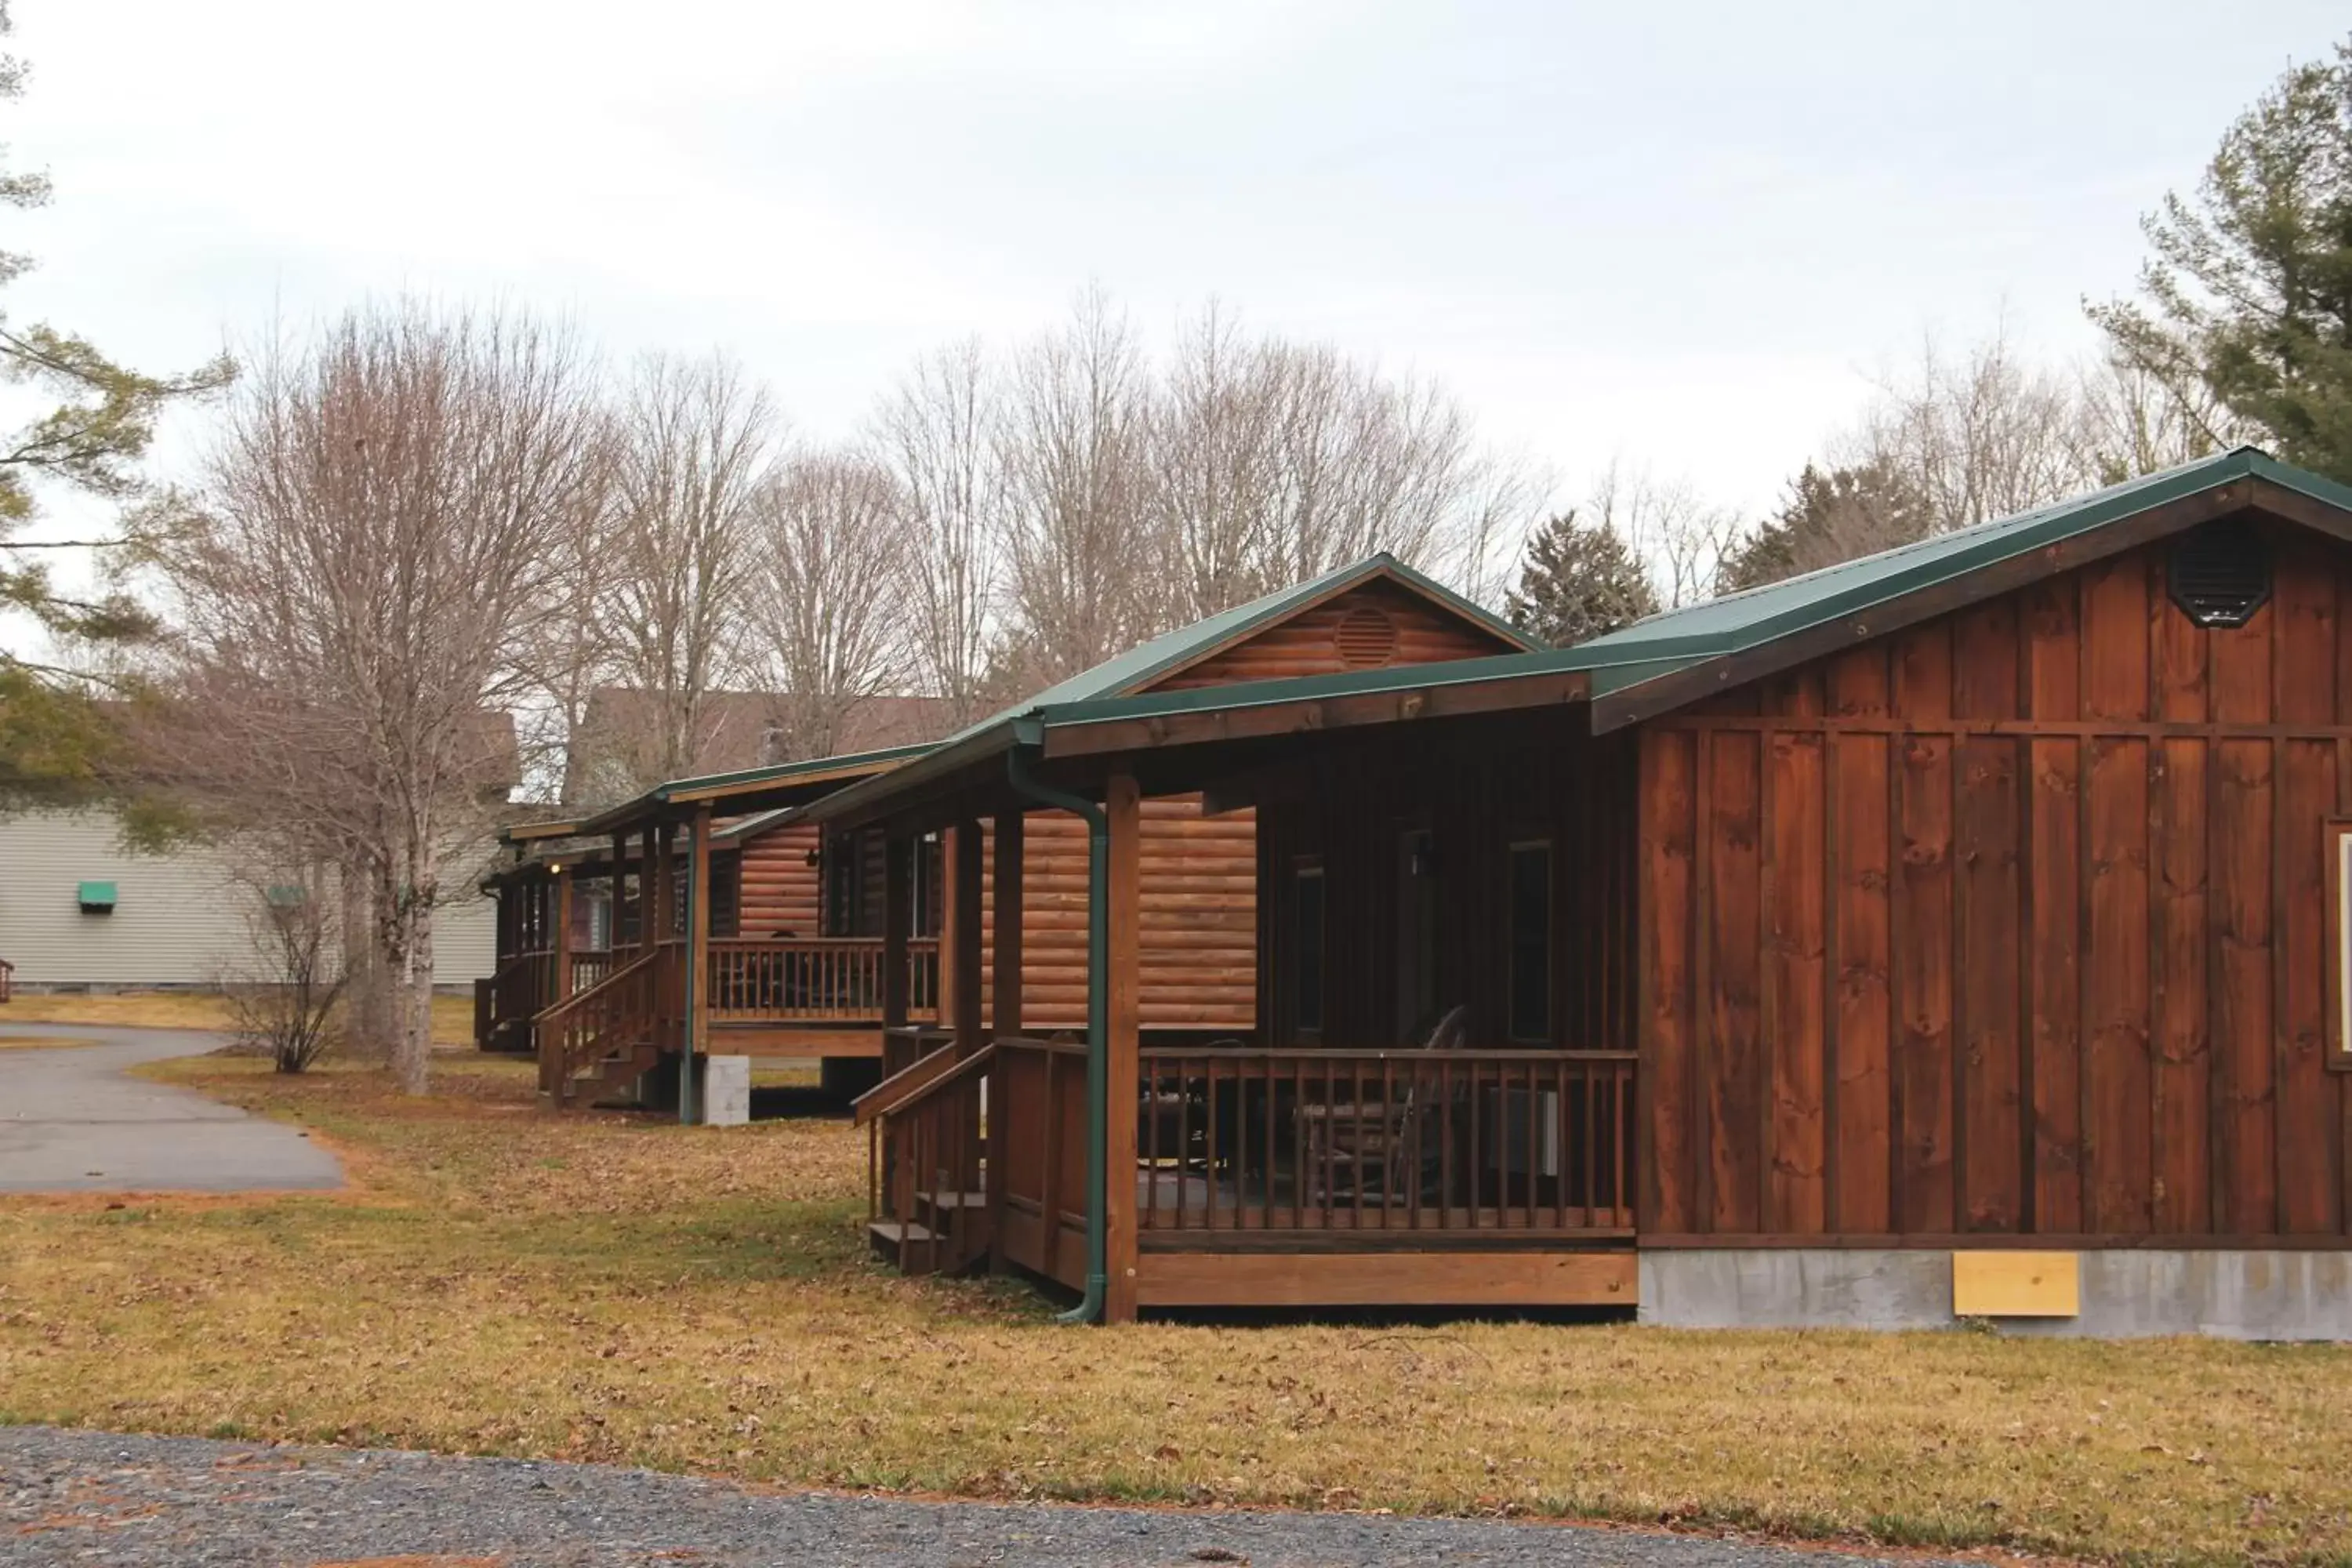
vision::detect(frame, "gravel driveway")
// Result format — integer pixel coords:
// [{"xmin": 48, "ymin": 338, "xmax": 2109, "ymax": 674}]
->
[
  {"xmin": 0, "ymin": 1025, "xmax": 341, "ymax": 1193},
  {"xmin": 0, "ymin": 1426, "xmax": 1955, "ymax": 1568}
]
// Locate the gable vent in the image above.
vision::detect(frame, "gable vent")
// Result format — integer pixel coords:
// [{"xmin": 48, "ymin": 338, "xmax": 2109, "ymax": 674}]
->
[
  {"xmin": 2169, "ymin": 520, "xmax": 2271, "ymax": 629},
  {"xmin": 1334, "ymin": 606, "xmax": 1399, "ymax": 669}
]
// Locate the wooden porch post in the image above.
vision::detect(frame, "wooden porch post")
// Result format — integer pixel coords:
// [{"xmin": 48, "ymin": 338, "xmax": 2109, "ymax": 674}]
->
[
  {"xmin": 690, "ymin": 802, "xmax": 713, "ymax": 1080},
  {"xmin": 1105, "ymin": 771, "xmax": 1142, "ymax": 1324},
  {"xmin": 951, "ymin": 817, "xmax": 984, "ymax": 1053},
  {"xmin": 937, "ymin": 826, "xmax": 959, "ymax": 1029},
  {"xmin": 993, "ymin": 812, "xmax": 1024, "ymax": 1040},
  {"xmin": 882, "ymin": 831, "xmax": 911, "ymax": 1032},
  {"xmin": 988, "ymin": 811, "xmax": 1023, "ymax": 1272},
  {"xmin": 553, "ymin": 863, "xmax": 574, "ymax": 1003},
  {"xmin": 611, "ymin": 829, "xmax": 629, "ymax": 951}
]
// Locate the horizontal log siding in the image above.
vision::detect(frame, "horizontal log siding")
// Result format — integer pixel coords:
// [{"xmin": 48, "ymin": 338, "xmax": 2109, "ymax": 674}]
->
[
  {"xmin": 1151, "ymin": 580, "xmax": 1519, "ymax": 690},
  {"xmin": 980, "ymin": 795, "xmax": 1257, "ymax": 1033},
  {"xmin": 734, "ymin": 820, "xmax": 822, "ymax": 938},
  {"xmin": 1639, "ymin": 520, "xmax": 2352, "ymax": 1243}
]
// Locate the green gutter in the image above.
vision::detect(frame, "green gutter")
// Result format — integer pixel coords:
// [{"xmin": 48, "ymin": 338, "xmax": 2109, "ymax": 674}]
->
[
  {"xmin": 1005, "ymin": 745, "xmax": 1108, "ymax": 1326},
  {"xmin": 680, "ymin": 818, "xmax": 700, "ymax": 1127}
]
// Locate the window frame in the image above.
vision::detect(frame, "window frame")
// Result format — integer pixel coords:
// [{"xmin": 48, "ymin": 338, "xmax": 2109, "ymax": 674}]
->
[{"xmin": 1506, "ymin": 837, "xmax": 1554, "ymax": 1044}]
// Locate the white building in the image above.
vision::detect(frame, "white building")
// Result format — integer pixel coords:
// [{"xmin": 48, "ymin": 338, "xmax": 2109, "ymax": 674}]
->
[{"xmin": 0, "ymin": 809, "xmax": 496, "ymax": 989}]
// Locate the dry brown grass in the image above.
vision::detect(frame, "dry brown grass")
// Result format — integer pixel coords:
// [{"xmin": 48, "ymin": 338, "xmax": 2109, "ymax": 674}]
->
[
  {"xmin": 0, "ymin": 1035, "xmax": 100, "ymax": 1050},
  {"xmin": 2, "ymin": 1057, "xmax": 2349, "ymax": 1564},
  {"xmin": 0, "ymin": 990, "xmax": 474, "ymax": 1047}
]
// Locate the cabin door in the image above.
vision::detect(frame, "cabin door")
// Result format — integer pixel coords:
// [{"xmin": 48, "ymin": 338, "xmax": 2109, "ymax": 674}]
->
[{"xmin": 1395, "ymin": 827, "xmax": 1438, "ymax": 1045}]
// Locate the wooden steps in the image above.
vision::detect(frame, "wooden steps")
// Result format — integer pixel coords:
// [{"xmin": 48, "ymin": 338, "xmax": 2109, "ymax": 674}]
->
[{"xmin": 869, "ymin": 1190, "xmax": 992, "ymax": 1276}]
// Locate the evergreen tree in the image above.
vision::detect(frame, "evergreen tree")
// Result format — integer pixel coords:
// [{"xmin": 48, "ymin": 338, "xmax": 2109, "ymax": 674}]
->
[
  {"xmin": 0, "ymin": 2, "xmax": 231, "ymax": 813},
  {"xmin": 2089, "ymin": 36, "xmax": 2352, "ymax": 483},
  {"xmin": 1717, "ymin": 459, "xmax": 1933, "ymax": 595},
  {"xmin": 1504, "ymin": 510, "xmax": 1660, "ymax": 648}
]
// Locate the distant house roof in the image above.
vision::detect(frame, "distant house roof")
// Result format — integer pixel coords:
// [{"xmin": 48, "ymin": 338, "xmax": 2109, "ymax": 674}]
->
[{"xmin": 561, "ymin": 687, "xmax": 953, "ymax": 805}]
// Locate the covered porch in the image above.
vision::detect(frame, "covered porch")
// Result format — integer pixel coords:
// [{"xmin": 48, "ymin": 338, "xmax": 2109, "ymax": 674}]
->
[
  {"xmin": 477, "ymin": 747, "xmax": 942, "ymax": 1109},
  {"xmin": 845, "ymin": 699, "xmax": 1642, "ymax": 1317}
]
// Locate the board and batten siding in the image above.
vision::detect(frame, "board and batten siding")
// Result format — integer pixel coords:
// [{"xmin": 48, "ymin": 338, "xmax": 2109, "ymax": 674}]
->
[
  {"xmin": 1637, "ymin": 521, "xmax": 2352, "ymax": 1244},
  {"xmin": 0, "ymin": 808, "xmax": 496, "ymax": 988}
]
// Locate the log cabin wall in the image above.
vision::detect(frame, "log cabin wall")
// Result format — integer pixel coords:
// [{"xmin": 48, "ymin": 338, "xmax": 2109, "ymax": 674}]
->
[
  {"xmin": 1637, "ymin": 518, "xmax": 2352, "ymax": 1244},
  {"xmin": 1152, "ymin": 579, "xmax": 1519, "ymax": 689},
  {"xmin": 1254, "ymin": 711, "xmax": 1639, "ymax": 1052},
  {"xmin": 980, "ymin": 797, "xmax": 1257, "ymax": 1035},
  {"xmin": 733, "ymin": 820, "xmax": 822, "ymax": 938}
]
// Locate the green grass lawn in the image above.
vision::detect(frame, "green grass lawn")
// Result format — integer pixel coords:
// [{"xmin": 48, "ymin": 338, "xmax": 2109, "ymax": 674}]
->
[{"xmin": 1, "ymin": 1052, "xmax": 2347, "ymax": 1564}]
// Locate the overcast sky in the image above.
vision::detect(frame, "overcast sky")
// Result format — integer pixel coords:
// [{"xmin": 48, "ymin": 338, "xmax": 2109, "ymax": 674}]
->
[{"xmin": 7, "ymin": 1, "xmax": 2347, "ymax": 549}]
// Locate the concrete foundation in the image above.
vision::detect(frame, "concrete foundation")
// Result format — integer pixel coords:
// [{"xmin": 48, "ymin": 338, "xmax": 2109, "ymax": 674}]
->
[
  {"xmin": 698, "ymin": 1055, "xmax": 750, "ymax": 1127},
  {"xmin": 1639, "ymin": 1247, "xmax": 2352, "ymax": 1339}
]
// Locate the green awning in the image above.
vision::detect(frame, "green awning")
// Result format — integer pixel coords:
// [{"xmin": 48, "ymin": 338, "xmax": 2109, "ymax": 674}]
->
[{"xmin": 77, "ymin": 880, "xmax": 118, "ymax": 911}]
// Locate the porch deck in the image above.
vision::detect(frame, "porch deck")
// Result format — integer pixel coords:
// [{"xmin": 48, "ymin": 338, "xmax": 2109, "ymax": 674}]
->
[{"xmin": 870, "ymin": 1036, "xmax": 1638, "ymax": 1309}]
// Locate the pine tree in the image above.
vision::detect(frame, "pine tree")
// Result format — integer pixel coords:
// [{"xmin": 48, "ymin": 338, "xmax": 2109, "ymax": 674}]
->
[
  {"xmin": 1504, "ymin": 510, "xmax": 1661, "ymax": 648},
  {"xmin": 2089, "ymin": 36, "xmax": 2352, "ymax": 483},
  {"xmin": 0, "ymin": 2, "xmax": 232, "ymax": 814},
  {"xmin": 1717, "ymin": 459, "xmax": 1933, "ymax": 595}
]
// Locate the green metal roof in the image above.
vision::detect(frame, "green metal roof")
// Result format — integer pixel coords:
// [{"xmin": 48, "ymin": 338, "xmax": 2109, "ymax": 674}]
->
[
  {"xmin": 545, "ymin": 741, "xmax": 938, "ymax": 840},
  {"xmin": 1029, "ymin": 446, "xmax": 2352, "ymax": 729},
  {"xmin": 805, "ymin": 448, "xmax": 2352, "ymax": 825},
  {"xmin": 1562, "ymin": 445, "xmax": 2346, "ymax": 684},
  {"xmin": 979, "ymin": 552, "xmax": 1526, "ymax": 720}
]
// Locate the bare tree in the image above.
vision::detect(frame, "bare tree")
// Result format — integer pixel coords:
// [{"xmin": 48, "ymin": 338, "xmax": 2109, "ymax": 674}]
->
[
  {"xmin": 745, "ymin": 447, "xmax": 913, "ymax": 760},
  {"xmin": 161, "ymin": 303, "xmax": 601, "ymax": 1094},
  {"xmin": 215, "ymin": 856, "xmax": 344, "ymax": 1075},
  {"xmin": 2072, "ymin": 347, "xmax": 2251, "ymax": 483},
  {"xmin": 1585, "ymin": 459, "xmax": 1744, "ymax": 609},
  {"xmin": 590, "ymin": 353, "xmax": 775, "ymax": 789},
  {"xmin": 1147, "ymin": 307, "xmax": 1542, "ymax": 621},
  {"xmin": 873, "ymin": 339, "xmax": 1003, "ymax": 730},
  {"xmin": 998, "ymin": 288, "xmax": 1152, "ymax": 685},
  {"xmin": 1848, "ymin": 322, "xmax": 2100, "ymax": 533},
  {"xmin": 1146, "ymin": 301, "xmax": 1287, "ymax": 619}
]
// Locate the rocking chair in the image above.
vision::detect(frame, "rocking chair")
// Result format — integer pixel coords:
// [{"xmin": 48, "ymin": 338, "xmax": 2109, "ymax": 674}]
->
[{"xmin": 1296, "ymin": 1006, "xmax": 1468, "ymax": 1207}]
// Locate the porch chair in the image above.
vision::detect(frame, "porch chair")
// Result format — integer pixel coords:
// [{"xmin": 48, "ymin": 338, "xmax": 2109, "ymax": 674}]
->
[{"xmin": 1296, "ymin": 1005, "xmax": 1469, "ymax": 1207}]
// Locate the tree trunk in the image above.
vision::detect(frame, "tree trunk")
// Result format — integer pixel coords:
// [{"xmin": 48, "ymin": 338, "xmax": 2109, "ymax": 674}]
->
[
  {"xmin": 339, "ymin": 858, "xmax": 389, "ymax": 1062},
  {"xmin": 386, "ymin": 835, "xmax": 439, "ymax": 1095}
]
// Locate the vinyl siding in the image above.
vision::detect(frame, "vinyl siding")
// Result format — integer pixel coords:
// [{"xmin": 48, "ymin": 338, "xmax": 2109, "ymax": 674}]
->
[{"xmin": 0, "ymin": 809, "xmax": 496, "ymax": 988}]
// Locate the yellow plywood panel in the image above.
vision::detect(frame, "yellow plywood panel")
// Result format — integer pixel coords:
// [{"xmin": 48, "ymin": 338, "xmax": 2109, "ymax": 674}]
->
[{"xmin": 1952, "ymin": 1250, "xmax": 2080, "ymax": 1317}]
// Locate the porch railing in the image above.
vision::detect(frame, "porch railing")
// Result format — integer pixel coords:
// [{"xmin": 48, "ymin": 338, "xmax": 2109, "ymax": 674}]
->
[
  {"xmin": 570, "ymin": 948, "xmax": 613, "ymax": 995},
  {"xmin": 706, "ymin": 937, "xmax": 938, "ymax": 1024},
  {"xmin": 1132, "ymin": 1046, "xmax": 1637, "ymax": 1236},
  {"xmin": 0, "ymin": 955, "xmax": 13, "ymax": 1003},
  {"xmin": 490, "ymin": 948, "xmax": 557, "ymax": 1036},
  {"xmin": 535, "ymin": 943, "xmax": 680, "ymax": 1099}
]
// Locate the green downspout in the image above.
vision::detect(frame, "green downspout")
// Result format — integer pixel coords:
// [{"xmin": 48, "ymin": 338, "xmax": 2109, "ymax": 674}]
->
[
  {"xmin": 1006, "ymin": 744, "xmax": 1108, "ymax": 1326},
  {"xmin": 679, "ymin": 815, "xmax": 699, "ymax": 1127}
]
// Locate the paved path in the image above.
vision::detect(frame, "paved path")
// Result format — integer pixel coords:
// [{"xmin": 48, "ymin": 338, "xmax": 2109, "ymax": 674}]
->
[
  {"xmin": 0, "ymin": 1025, "xmax": 342, "ymax": 1193},
  {"xmin": 0, "ymin": 1426, "xmax": 1955, "ymax": 1568}
]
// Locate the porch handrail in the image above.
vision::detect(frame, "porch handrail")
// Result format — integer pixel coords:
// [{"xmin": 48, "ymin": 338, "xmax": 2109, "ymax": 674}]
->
[
  {"xmin": 854, "ymin": 1035, "xmax": 981, "ymax": 1127},
  {"xmin": 0, "ymin": 955, "xmax": 13, "ymax": 1004},
  {"xmin": 535, "ymin": 945, "xmax": 668, "ymax": 1099},
  {"xmin": 1131, "ymin": 1042, "xmax": 1637, "ymax": 1236}
]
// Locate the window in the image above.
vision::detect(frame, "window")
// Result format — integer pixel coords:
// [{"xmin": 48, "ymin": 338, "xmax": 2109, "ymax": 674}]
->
[
  {"xmin": 1294, "ymin": 861, "xmax": 1326, "ymax": 1036},
  {"xmin": 2329, "ymin": 822, "xmax": 2352, "ymax": 1069},
  {"xmin": 76, "ymin": 880, "xmax": 117, "ymax": 915},
  {"xmin": 709, "ymin": 849, "xmax": 742, "ymax": 940},
  {"xmin": 1508, "ymin": 840, "xmax": 1552, "ymax": 1043}
]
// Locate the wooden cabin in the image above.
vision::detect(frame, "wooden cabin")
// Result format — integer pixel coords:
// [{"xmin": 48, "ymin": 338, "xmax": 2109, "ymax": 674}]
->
[
  {"xmin": 479, "ymin": 559, "xmax": 1530, "ymax": 1109},
  {"xmin": 833, "ymin": 450, "xmax": 2352, "ymax": 1336}
]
